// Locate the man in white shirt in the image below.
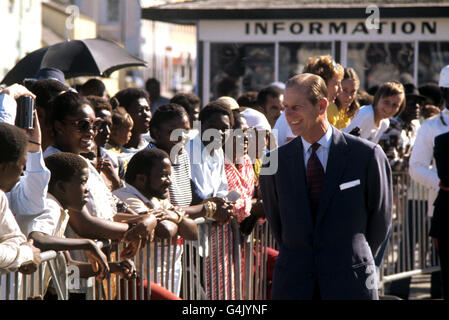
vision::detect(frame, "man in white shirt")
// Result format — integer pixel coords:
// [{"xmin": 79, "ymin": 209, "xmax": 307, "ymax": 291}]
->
[
  {"xmin": 185, "ymin": 101, "xmax": 232, "ymax": 203},
  {"xmin": 409, "ymin": 66, "xmax": 449, "ymax": 219},
  {"xmin": 408, "ymin": 66, "xmax": 449, "ymax": 298}
]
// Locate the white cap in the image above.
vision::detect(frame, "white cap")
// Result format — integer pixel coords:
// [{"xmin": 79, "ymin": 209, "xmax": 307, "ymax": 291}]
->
[
  {"xmin": 217, "ymin": 96, "xmax": 240, "ymax": 110},
  {"xmin": 439, "ymin": 65, "xmax": 449, "ymax": 88},
  {"xmin": 270, "ymin": 81, "xmax": 286, "ymax": 91},
  {"xmin": 241, "ymin": 108, "xmax": 271, "ymax": 132}
]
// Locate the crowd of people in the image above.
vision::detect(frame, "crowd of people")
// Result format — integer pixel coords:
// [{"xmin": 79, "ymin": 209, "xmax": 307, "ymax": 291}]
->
[{"xmin": 0, "ymin": 53, "xmax": 448, "ymax": 300}]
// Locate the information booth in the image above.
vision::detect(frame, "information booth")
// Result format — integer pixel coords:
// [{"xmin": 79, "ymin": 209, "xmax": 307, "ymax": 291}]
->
[{"xmin": 142, "ymin": 1, "xmax": 449, "ymax": 103}]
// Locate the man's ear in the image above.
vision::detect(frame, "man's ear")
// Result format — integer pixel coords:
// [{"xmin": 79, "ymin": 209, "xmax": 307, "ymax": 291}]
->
[
  {"xmin": 318, "ymin": 98, "xmax": 329, "ymax": 115},
  {"xmin": 134, "ymin": 173, "xmax": 148, "ymax": 189},
  {"xmin": 54, "ymin": 180, "xmax": 67, "ymax": 195},
  {"xmin": 53, "ymin": 120, "xmax": 66, "ymax": 136},
  {"xmin": 151, "ymin": 127, "xmax": 161, "ymax": 141}
]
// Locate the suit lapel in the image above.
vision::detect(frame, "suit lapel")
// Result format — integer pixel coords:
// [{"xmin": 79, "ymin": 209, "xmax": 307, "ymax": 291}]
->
[
  {"xmin": 316, "ymin": 127, "xmax": 349, "ymax": 225},
  {"xmin": 284, "ymin": 137, "xmax": 314, "ymax": 228}
]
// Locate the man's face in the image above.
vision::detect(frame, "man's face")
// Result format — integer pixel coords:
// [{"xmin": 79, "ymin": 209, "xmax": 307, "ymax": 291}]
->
[
  {"xmin": 127, "ymin": 98, "xmax": 151, "ymax": 135},
  {"xmin": 63, "ymin": 168, "xmax": 89, "ymax": 211},
  {"xmin": 264, "ymin": 94, "xmax": 284, "ymax": 127},
  {"xmin": 327, "ymin": 75, "xmax": 342, "ymax": 104},
  {"xmin": 94, "ymin": 109, "xmax": 112, "ymax": 148},
  {"xmin": 284, "ymin": 86, "xmax": 322, "ymax": 138},
  {"xmin": 56, "ymin": 104, "xmax": 98, "ymax": 155},
  {"xmin": 401, "ymin": 95, "xmax": 421, "ymax": 122},
  {"xmin": 201, "ymin": 113, "xmax": 231, "ymax": 148},
  {"xmin": 189, "ymin": 104, "xmax": 200, "ymax": 127},
  {"xmin": 153, "ymin": 115, "xmax": 190, "ymax": 155},
  {"xmin": 0, "ymin": 151, "xmax": 27, "ymax": 192},
  {"xmin": 145, "ymin": 158, "xmax": 172, "ymax": 199}
]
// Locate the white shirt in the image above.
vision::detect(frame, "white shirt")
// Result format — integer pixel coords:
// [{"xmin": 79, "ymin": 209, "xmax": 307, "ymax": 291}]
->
[
  {"xmin": 113, "ymin": 182, "xmax": 153, "ymax": 214},
  {"xmin": 0, "ymin": 93, "xmax": 17, "ymax": 125},
  {"xmin": 185, "ymin": 134, "xmax": 229, "ymax": 200},
  {"xmin": 409, "ymin": 109, "xmax": 449, "ymax": 217},
  {"xmin": 7, "ymin": 151, "xmax": 50, "ymax": 218},
  {"xmin": 342, "ymin": 105, "xmax": 390, "ymax": 144},
  {"xmin": 17, "ymin": 193, "xmax": 69, "ymax": 239},
  {"xmin": 44, "ymin": 146, "xmax": 116, "ymax": 221},
  {"xmin": 273, "ymin": 112, "xmax": 296, "ymax": 147},
  {"xmin": 301, "ymin": 123, "xmax": 333, "ymax": 172},
  {"xmin": 0, "ymin": 191, "xmax": 33, "ymax": 272}
]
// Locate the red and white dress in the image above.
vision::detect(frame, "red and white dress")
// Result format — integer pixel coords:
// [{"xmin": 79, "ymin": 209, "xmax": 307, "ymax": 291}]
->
[{"xmin": 205, "ymin": 155, "xmax": 255, "ymax": 300}]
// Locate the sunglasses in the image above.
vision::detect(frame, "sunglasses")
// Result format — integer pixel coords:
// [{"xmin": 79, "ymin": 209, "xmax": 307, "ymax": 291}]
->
[{"xmin": 63, "ymin": 119, "xmax": 103, "ymax": 133}]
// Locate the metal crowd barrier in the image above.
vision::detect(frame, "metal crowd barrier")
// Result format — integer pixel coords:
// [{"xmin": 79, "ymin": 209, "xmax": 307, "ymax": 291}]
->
[
  {"xmin": 1, "ymin": 250, "xmax": 69, "ymax": 300},
  {"xmin": 86, "ymin": 217, "xmax": 270, "ymax": 300},
  {"xmin": 378, "ymin": 172, "xmax": 440, "ymax": 295}
]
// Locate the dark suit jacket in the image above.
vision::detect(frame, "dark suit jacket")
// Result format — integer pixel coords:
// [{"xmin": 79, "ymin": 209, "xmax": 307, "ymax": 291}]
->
[
  {"xmin": 260, "ymin": 127, "xmax": 393, "ymax": 300},
  {"xmin": 430, "ymin": 131, "xmax": 449, "ymax": 240}
]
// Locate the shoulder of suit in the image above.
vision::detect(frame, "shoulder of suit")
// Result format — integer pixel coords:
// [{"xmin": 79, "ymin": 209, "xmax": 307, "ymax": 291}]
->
[
  {"xmin": 339, "ymin": 130, "xmax": 378, "ymax": 151},
  {"xmin": 435, "ymin": 130, "xmax": 449, "ymax": 144}
]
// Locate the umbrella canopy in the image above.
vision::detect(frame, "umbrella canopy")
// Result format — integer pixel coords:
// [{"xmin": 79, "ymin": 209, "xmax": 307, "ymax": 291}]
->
[{"xmin": 1, "ymin": 38, "xmax": 147, "ymax": 85}]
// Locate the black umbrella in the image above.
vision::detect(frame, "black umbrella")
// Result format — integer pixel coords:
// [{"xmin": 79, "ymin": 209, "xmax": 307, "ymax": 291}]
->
[{"xmin": 1, "ymin": 38, "xmax": 147, "ymax": 85}]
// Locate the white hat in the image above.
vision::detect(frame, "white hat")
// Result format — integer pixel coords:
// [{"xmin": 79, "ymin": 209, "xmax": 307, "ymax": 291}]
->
[
  {"xmin": 439, "ymin": 65, "xmax": 449, "ymax": 88},
  {"xmin": 217, "ymin": 96, "xmax": 240, "ymax": 110},
  {"xmin": 241, "ymin": 108, "xmax": 271, "ymax": 132},
  {"xmin": 270, "ymin": 81, "xmax": 286, "ymax": 91}
]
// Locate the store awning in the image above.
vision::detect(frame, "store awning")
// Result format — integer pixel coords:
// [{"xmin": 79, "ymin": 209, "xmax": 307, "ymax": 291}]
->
[{"xmin": 142, "ymin": 0, "xmax": 449, "ymax": 23}]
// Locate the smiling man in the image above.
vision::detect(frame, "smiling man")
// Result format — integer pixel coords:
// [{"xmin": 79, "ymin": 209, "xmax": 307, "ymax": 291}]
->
[{"xmin": 259, "ymin": 73, "xmax": 393, "ymax": 300}]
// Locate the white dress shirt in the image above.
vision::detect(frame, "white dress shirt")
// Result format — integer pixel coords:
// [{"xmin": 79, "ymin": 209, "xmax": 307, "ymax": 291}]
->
[
  {"xmin": 342, "ymin": 105, "xmax": 390, "ymax": 144},
  {"xmin": 409, "ymin": 108, "xmax": 449, "ymax": 217},
  {"xmin": 301, "ymin": 123, "xmax": 333, "ymax": 172},
  {"xmin": 0, "ymin": 93, "xmax": 17, "ymax": 125},
  {"xmin": 273, "ymin": 112, "xmax": 296, "ymax": 147},
  {"xmin": 185, "ymin": 134, "xmax": 229, "ymax": 200},
  {"xmin": 0, "ymin": 191, "xmax": 33, "ymax": 272}
]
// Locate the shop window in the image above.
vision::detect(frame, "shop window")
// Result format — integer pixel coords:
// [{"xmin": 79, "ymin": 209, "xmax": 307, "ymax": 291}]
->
[
  {"xmin": 347, "ymin": 42, "xmax": 414, "ymax": 91},
  {"xmin": 278, "ymin": 42, "xmax": 332, "ymax": 83},
  {"xmin": 418, "ymin": 42, "xmax": 449, "ymax": 86},
  {"xmin": 210, "ymin": 43, "xmax": 274, "ymax": 100},
  {"xmin": 107, "ymin": 0, "xmax": 120, "ymax": 23}
]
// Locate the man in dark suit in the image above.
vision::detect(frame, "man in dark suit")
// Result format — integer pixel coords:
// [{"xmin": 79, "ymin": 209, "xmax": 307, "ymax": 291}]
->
[
  {"xmin": 431, "ymin": 131, "xmax": 449, "ymax": 300},
  {"xmin": 260, "ymin": 74, "xmax": 393, "ymax": 300}
]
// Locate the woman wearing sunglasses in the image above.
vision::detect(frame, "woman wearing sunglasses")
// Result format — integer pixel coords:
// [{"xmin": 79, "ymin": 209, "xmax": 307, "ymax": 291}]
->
[{"xmin": 43, "ymin": 91, "xmax": 156, "ymax": 260}]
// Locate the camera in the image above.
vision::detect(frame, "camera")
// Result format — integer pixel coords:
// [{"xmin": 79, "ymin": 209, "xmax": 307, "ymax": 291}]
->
[{"xmin": 15, "ymin": 96, "xmax": 35, "ymax": 130}]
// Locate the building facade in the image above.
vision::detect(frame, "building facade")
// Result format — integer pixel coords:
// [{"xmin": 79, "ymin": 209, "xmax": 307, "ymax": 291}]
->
[
  {"xmin": 0, "ymin": 0, "xmax": 42, "ymax": 81},
  {"xmin": 142, "ymin": 0, "xmax": 449, "ymax": 104}
]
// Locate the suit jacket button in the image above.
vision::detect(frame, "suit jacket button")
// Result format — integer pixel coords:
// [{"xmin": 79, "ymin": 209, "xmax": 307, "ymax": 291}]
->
[{"xmin": 307, "ymin": 272, "xmax": 314, "ymax": 279}]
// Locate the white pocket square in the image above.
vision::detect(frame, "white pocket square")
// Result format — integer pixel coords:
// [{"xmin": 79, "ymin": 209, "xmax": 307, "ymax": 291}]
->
[{"xmin": 339, "ymin": 179, "xmax": 361, "ymax": 190}]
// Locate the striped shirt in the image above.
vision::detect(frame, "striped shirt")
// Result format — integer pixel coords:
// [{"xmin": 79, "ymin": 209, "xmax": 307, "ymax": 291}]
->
[{"xmin": 147, "ymin": 143, "xmax": 192, "ymax": 207}]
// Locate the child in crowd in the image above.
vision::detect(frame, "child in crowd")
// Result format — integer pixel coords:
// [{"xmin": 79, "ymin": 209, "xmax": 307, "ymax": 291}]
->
[
  {"xmin": 333, "ymin": 67, "xmax": 361, "ymax": 130},
  {"xmin": 20, "ymin": 153, "xmax": 136, "ymax": 297},
  {"xmin": 84, "ymin": 96, "xmax": 125, "ymax": 191},
  {"xmin": 343, "ymin": 81, "xmax": 406, "ymax": 144}
]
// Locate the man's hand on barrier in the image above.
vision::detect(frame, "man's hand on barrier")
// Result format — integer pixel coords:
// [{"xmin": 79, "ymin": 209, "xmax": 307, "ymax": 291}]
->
[
  {"xmin": 123, "ymin": 215, "xmax": 156, "ymax": 244},
  {"xmin": 18, "ymin": 240, "xmax": 41, "ymax": 274},
  {"xmin": 110, "ymin": 259, "xmax": 137, "ymax": 280},
  {"xmin": 120, "ymin": 239, "xmax": 141, "ymax": 260},
  {"xmin": 154, "ymin": 208, "xmax": 181, "ymax": 224},
  {"xmin": 85, "ymin": 240, "xmax": 110, "ymax": 281},
  {"xmin": 210, "ymin": 197, "xmax": 234, "ymax": 225}
]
